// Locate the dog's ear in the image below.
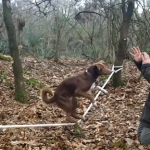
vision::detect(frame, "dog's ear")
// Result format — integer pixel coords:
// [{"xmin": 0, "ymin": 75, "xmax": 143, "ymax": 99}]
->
[
  {"xmin": 94, "ymin": 63, "xmax": 104, "ymax": 70},
  {"xmin": 94, "ymin": 65, "xmax": 100, "ymax": 72},
  {"xmin": 94, "ymin": 60, "xmax": 105, "ymax": 65}
]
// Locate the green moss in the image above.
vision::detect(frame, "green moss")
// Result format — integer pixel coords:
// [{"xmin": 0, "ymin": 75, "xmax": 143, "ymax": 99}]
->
[
  {"xmin": 74, "ymin": 124, "xmax": 83, "ymax": 137},
  {"xmin": 15, "ymin": 91, "xmax": 28, "ymax": 103},
  {"xmin": 112, "ymin": 140, "xmax": 128, "ymax": 150},
  {"xmin": 0, "ymin": 53, "xmax": 13, "ymax": 62},
  {"xmin": 112, "ymin": 75, "xmax": 124, "ymax": 87}
]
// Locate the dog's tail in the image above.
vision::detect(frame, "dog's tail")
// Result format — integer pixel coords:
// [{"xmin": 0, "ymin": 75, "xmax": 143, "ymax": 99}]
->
[{"xmin": 41, "ymin": 88, "xmax": 55, "ymax": 104}]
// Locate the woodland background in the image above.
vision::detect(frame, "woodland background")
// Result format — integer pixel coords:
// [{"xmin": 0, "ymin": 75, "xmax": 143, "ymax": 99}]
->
[{"xmin": 1, "ymin": 0, "xmax": 150, "ymax": 61}]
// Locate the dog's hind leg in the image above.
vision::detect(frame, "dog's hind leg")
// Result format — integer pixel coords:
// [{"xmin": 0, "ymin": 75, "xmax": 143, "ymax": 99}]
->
[
  {"xmin": 66, "ymin": 113, "xmax": 77, "ymax": 123},
  {"xmin": 56, "ymin": 96, "xmax": 77, "ymax": 123},
  {"xmin": 71, "ymin": 97, "xmax": 84, "ymax": 120}
]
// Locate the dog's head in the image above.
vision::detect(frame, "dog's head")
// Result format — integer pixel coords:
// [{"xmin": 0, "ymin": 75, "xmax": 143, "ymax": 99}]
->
[
  {"xmin": 87, "ymin": 61, "xmax": 111, "ymax": 79},
  {"xmin": 94, "ymin": 61, "xmax": 112, "ymax": 75}
]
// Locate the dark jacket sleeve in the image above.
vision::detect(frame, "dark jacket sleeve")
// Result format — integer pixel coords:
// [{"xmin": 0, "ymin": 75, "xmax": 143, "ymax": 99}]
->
[
  {"xmin": 134, "ymin": 60, "xmax": 142, "ymax": 71},
  {"xmin": 141, "ymin": 63, "xmax": 150, "ymax": 83}
]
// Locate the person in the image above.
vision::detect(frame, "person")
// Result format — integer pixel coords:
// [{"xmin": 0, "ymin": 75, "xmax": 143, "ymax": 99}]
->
[{"xmin": 130, "ymin": 47, "xmax": 150, "ymax": 146}]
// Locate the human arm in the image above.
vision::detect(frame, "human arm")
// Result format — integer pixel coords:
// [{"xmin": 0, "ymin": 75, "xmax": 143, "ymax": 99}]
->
[
  {"xmin": 141, "ymin": 52, "xmax": 150, "ymax": 83},
  {"xmin": 134, "ymin": 60, "xmax": 142, "ymax": 71}
]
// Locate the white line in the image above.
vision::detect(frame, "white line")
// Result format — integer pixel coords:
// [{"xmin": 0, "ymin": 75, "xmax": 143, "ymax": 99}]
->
[
  {"xmin": 96, "ymin": 86, "xmax": 108, "ymax": 94},
  {"xmin": 0, "ymin": 123, "xmax": 75, "ymax": 129},
  {"xmin": 114, "ymin": 66, "xmax": 123, "ymax": 68},
  {"xmin": 114, "ymin": 68, "xmax": 123, "ymax": 73}
]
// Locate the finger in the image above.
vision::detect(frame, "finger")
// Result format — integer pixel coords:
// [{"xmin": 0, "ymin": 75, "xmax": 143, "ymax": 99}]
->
[
  {"xmin": 144, "ymin": 52, "xmax": 150, "ymax": 59},
  {"xmin": 142, "ymin": 52, "xmax": 149, "ymax": 60},
  {"xmin": 131, "ymin": 47, "xmax": 136, "ymax": 52},
  {"xmin": 137, "ymin": 46, "xmax": 141, "ymax": 54},
  {"xmin": 142, "ymin": 52, "xmax": 147, "ymax": 57},
  {"xmin": 141, "ymin": 53, "xmax": 144, "ymax": 61},
  {"xmin": 132, "ymin": 47, "xmax": 138, "ymax": 54},
  {"xmin": 129, "ymin": 52, "xmax": 135, "ymax": 58},
  {"xmin": 133, "ymin": 47, "xmax": 138, "ymax": 53},
  {"xmin": 141, "ymin": 53, "xmax": 149, "ymax": 62},
  {"xmin": 142, "ymin": 52, "xmax": 145, "ymax": 59}
]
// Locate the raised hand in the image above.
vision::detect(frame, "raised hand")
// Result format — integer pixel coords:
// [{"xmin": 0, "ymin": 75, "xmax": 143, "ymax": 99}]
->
[{"xmin": 130, "ymin": 47, "xmax": 142, "ymax": 62}]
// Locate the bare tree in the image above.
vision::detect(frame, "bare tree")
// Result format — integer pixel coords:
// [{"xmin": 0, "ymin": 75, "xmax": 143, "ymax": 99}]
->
[
  {"xmin": 17, "ymin": 14, "xmax": 25, "ymax": 45},
  {"xmin": 112, "ymin": 0, "xmax": 134, "ymax": 87},
  {"xmin": 2, "ymin": 0, "xmax": 27, "ymax": 103}
]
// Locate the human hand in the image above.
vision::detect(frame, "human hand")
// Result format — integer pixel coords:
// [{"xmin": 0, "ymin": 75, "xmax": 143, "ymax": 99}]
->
[
  {"xmin": 130, "ymin": 47, "xmax": 142, "ymax": 62},
  {"xmin": 142, "ymin": 52, "xmax": 150, "ymax": 64}
]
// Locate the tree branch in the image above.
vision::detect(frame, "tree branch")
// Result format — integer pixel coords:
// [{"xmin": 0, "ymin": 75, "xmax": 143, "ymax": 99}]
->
[
  {"xmin": 30, "ymin": 0, "xmax": 55, "ymax": 16},
  {"xmin": 122, "ymin": 0, "xmax": 126, "ymax": 16},
  {"xmin": 126, "ymin": 0, "xmax": 134, "ymax": 20},
  {"xmin": 75, "ymin": 11, "xmax": 105, "ymax": 20}
]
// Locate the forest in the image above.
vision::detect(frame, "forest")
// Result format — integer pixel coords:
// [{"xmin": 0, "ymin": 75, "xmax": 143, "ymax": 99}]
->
[{"xmin": 0, "ymin": 0, "xmax": 150, "ymax": 149}]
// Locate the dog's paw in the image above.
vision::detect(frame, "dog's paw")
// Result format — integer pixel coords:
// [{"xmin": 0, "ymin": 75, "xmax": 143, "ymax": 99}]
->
[
  {"xmin": 81, "ymin": 116, "xmax": 86, "ymax": 122},
  {"xmin": 77, "ymin": 119, "xmax": 84, "ymax": 127},
  {"xmin": 77, "ymin": 116, "xmax": 86, "ymax": 123},
  {"xmin": 93, "ymin": 102, "xmax": 98, "ymax": 108},
  {"xmin": 66, "ymin": 118, "xmax": 77, "ymax": 123}
]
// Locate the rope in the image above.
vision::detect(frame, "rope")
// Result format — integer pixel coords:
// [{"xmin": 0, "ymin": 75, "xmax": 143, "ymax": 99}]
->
[
  {"xmin": 0, "ymin": 66, "xmax": 123, "ymax": 129},
  {"xmin": 0, "ymin": 123, "xmax": 75, "ymax": 129}
]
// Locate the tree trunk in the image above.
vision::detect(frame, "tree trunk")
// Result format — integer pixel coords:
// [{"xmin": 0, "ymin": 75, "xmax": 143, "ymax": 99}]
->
[
  {"xmin": 112, "ymin": 0, "xmax": 134, "ymax": 87},
  {"xmin": 2, "ymin": 0, "xmax": 27, "ymax": 103},
  {"xmin": 54, "ymin": 29, "xmax": 60, "ymax": 62},
  {"xmin": 17, "ymin": 15, "xmax": 25, "ymax": 45}
]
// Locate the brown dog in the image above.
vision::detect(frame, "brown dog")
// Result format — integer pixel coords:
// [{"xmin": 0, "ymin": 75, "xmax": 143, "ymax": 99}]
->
[{"xmin": 41, "ymin": 62, "xmax": 111, "ymax": 123}]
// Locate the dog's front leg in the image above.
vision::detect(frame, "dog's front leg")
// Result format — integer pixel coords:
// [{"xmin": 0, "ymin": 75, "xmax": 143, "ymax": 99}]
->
[{"xmin": 75, "ymin": 90, "xmax": 95, "ymax": 105}]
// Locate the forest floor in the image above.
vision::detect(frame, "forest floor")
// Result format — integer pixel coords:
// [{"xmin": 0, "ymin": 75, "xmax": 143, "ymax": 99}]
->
[{"xmin": 0, "ymin": 57, "xmax": 150, "ymax": 150}]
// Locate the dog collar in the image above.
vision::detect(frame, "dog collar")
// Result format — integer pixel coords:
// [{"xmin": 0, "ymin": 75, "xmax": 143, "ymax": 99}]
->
[{"xmin": 85, "ymin": 70, "xmax": 96, "ymax": 82}]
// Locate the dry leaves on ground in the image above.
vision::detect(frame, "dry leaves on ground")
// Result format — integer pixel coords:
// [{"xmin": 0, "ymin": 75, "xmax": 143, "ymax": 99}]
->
[{"xmin": 0, "ymin": 57, "xmax": 150, "ymax": 150}]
